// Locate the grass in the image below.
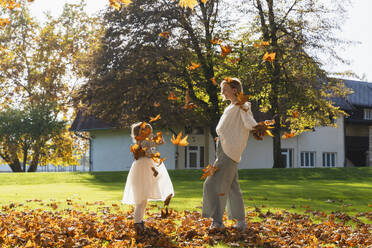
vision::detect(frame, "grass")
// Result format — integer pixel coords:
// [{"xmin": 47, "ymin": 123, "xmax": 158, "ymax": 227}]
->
[{"xmin": 1, "ymin": 167, "xmax": 372, "ymax": 218}]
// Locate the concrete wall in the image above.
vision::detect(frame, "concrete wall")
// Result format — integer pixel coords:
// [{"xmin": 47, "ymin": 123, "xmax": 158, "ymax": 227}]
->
[
  {"xmin": 239, "ymin": 116, "xmax": 345, "ymax": 168},
  {"xmin": 89, "ymin": 116, "xmax": 345, "ymax": 171},
  {"xmin": 90, "ymin": 129, "xmax": 176, "ymax": 171}
]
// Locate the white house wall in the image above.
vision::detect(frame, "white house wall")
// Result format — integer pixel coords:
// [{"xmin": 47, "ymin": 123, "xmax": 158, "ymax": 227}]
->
[
  {"xmin": 90, "ymin": 116, "xmax": 345, "ymax": 171},
  {"xmin": 231, "ymin": 116, "xmax": 344, "ymax": 169},
  {"xmin": 90, "ymin": 129, "xmax": 176, "ymax": 172}
]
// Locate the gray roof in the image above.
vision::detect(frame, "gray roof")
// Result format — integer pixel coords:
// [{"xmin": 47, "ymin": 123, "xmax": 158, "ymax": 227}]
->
[
  {"xmin": 69, "ymin": 111, "xmax": 114, "ymax": 132},
  {"xmin": 332, "ymin": 79, "xmax": 372, "ymax": 110},
  {"xmin": 343, "ymin": 79, "xmax": 372, "ymax": 107}
]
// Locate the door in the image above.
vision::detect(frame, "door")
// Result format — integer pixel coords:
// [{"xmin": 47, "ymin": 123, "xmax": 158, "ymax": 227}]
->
[
  {"xmin": 281, "ymin": 149, "xmax": 293, "ymax": 168},
  {"xmin": 185, "ymin": 146, "xmax": 205, "ymax": 169}
]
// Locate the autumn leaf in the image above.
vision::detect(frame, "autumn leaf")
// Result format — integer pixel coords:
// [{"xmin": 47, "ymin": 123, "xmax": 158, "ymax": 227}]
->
[
  {"xmin": 171, "ymin": 131, "xmax": 189, "ymax": 146},
  {"xmin": 168, "ymin": 91, "xmax": 177, "ymax": 101},
  {"xmin": 149, "ymin": 114, "xmax": 161, "ymax": 123},
  {"xmin": 236, "ymin": 92, "xmax": 250, "ymax": 107},
  {"xmin": 183, "ymin": 90, "xmax": 196, "ymax": 110},
  {"xmin": 254, "ymin": 43, "xmax": 260, "ymax": 48},
  {"xmin": 282, "ymin": 131, "xmax": 296, "ymax": 139},
  {"xmin": 252, "ymin": 120, "xmax": 275, "ymax": 140},
  {"xmin": 152, "ymin": 132, "xmax": 163, "ymax": 144},
  {"xmin": 151, "ymin": 167, "xmax": 159, "ymax": 177},
  {"xmin": 210, "ymin": 77, "xmax": 217, "ymax": 86},
  {"xmin": 164, "ymin": 194, "xmax": 173, "ymax": 207},
  {"xmin": 153, "ymin": 101, "xmax": 160, "ymax": 107},
  {"xmin": 109, "ymin": 0, "xmax": 121, "ymax": 10},
  {"xmin": 292, "ymin": 110, "xmax": 299, "ymax": 118},
  {"xmin": 220, "ymin": 44, "xmax": 232, "ymax": 57},
  {"xmin": 159, "ymin": 32, "xmax": 170, "ymax": 38},
  {"xmin": 178, "ymin": 0, "xmax": 198, "ymax": 9},
  {"xmin": 187, "ymin": 62, "xmax": 200, "ymax": 71},
  {"xmin": 263, "ymin": 52, "xmax": 276, "ymax": 62},
  {"xmin": 224, "ymin": 77, "xmax": 232, "ymax": 83},
  {"xmin": 201, "ymin": 164, "xmax": 219, "ymax": 180},
  {"xmin": 261, "ymin": 41, "xmax": 270, "ymax": 46},
  {"xmin": 0, "ymin": 18, "xmax": 10, "ymax": 28},
  {"xmin": 109, "ymin": 0, "xmax": 132, "ymax": 10},
  {"xmin": 229, "ymin": 57, "xmax": 241, "ymax": 64},
  {"xmin": 183, "ymin": 102, "xmax": 196, "ymax": 110},
  {"xmin": 135, "ymin": 122, "xmax": 151, "ymax": 141},
  {"xmin": 210, "ymin": 38, "xmax": 222, "ymax": 45}
]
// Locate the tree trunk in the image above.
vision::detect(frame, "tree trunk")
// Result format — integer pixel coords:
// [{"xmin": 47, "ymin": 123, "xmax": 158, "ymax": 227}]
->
[
  {"xmin": 9, "ymin": 161, "xmax": 23, "ymax": 172},
  {"xmin": 22, "ymin": 146, "xmax": 28, "ymax": 172},
  {"xmin": 272, "ymin": 115, "xmax": 284, "ymax": 168},
  {"xmin": 28, "ymin": 147, "xmax": 40, "ymax": 172}
]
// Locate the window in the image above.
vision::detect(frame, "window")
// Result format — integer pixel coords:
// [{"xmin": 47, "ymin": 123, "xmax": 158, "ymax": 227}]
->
[
  {"xmin": 323, "ymin": 152, "xmax": 336, "ymax": 167},
  {"xmin": 364, "ymin": 108, "xmax": 372, "ymax": 120},
  {"xmin": 300, "ymin": 152, "xmax": 316, "ymax": 167}
]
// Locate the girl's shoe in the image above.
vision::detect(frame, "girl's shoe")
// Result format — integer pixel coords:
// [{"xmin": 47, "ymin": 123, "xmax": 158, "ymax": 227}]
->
[{"xmin": 134, "ymin": 221, "xmax": 145, "ymax": 233}]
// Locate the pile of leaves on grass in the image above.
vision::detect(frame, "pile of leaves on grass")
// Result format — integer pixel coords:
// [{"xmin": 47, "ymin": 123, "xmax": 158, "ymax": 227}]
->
[{"xmin": 0, "ymin": 200, "xmax": 372, "ymax": 247}]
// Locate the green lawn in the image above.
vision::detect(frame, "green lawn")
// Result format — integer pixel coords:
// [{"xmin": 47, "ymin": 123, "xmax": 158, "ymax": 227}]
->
[{"xmin": 1, "ymin": 167, "xmax": 372, "ymax": 218}]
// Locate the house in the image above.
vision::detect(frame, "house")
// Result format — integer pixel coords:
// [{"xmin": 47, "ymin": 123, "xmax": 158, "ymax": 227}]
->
[{"xmin": 70, "ymin": 79, "xmax": 372, "ymax": 171}]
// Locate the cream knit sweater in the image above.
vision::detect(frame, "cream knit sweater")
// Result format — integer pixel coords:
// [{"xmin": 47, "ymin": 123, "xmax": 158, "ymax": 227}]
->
[{"xmin": 216, "ymin": 102, "xmax": 257, "ymax": 163}]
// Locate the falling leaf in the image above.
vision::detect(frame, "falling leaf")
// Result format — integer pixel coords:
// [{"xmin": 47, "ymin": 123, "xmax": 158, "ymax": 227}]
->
[
  {"xmin": 210, "ymin": 77, "xmax": 217, "ymax": 86},
  {"xmin": 149, "ymin": 114, "xmax": 161, "ymax": 123},
  {"xmin": 178, "ymin": 0, "xmax": 198, "ymax": 9},
  {"xmin": 224, "ymin": 77, "xmax": 232, "ymax": 83},
  {"xmin": 184, "ymin": 102, "xmax": 196, "ymax": 110},
  {"xmin": 152, "ymin": 132, "xmax": 163, "ymax": 144},
  {"xmin": 201, "ymin": 164, "xmax": 219, "ymax": 180},
  {"xmin": 252, "ymin": 120, "xmax": 275, "ymax": 140},
  {"xmin": 263, "ymin": 52, "xmax": 276, "ymax": 62},
  {"xmin": 153, "ymin": 102, "xmax": 160, "ymax": 107},
  {"xmin": 220, "ymin": 44, "xmax": 232, "ymax": 57},
  {"xmin": 187, "ymin": 62, "xmax": 200, "ymax": 71},
  {"xmin": 164, "ymin": 194, "xmax": 173, "ymax": 207},
  {"xmin": 0, "ymin": 18, "xmax": 10, "ymax": 28},
  {"xmin": 151, "ymin": 167, "xmax": 159, "ymax": 177},
  {"xmin": 109, "ymin": 0, "xmax": 121, "ymax": 10},
  {"xmin": 229, "ymin": 57, "xmax": 241, "ymax": 64},
  {"xmin": 210, "ymin": 38, "xmax": 222, "ymax": 45},
  {"xmin": 261, "ymin": 41, "xmax": 270, "ymax": 46},
  {"xmin": 109, "ymin": 0, "xmax": 132, "ymax": 9},
  {"xmin": 171, "ymin": 132, "xmax": 189, "ymax": 146},
  {"xmin": 135, "ymin": 122, "xmax": 151, "ymax": 141},
  {"xmin": 282, "ymin": 131, "xmax": 296, "ymax": 139},
  {"xmin": 130, "ymin": 144, "xmax": 146, "ymax": 160},
  {"xmin": 159, "ymin": 32, "xmax": 170, "ymax": 38},
  {"xmin": 168, "ymin": 91, "xmax": 177, "ymax": 101},
  {"xmin": 236, "ymin": 92, "xmax": 250, "ymax": 107}
]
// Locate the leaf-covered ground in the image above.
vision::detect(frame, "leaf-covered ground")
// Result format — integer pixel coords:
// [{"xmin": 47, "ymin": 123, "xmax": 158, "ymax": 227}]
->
[
  {"xmin": 1, "ymin": 168, "xmax": 372, "ymax": 247},
  {"xmin": 1, "ymin": 200, "xmax": 372, "ymax": 247}
]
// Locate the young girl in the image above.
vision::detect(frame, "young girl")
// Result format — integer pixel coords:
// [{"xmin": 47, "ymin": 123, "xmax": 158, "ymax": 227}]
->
[
  {"xmin": 202, "ymin": 78, "xmax": 257, "ymax": 231},
  {"xmin": 122, "ymin": 122, "xmax": 174, "ymax": 232}
]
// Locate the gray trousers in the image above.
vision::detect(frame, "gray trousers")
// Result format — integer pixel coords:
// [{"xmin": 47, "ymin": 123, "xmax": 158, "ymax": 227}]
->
[{"xmin": 202, "ymin": 139, "xmax": 245, "ymax": 223}]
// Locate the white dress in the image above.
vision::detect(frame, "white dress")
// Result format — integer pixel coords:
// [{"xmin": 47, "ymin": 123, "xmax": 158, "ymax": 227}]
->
[{"xmin": 122, "ymin": 141, "xmax": 174, "ymax": 205}]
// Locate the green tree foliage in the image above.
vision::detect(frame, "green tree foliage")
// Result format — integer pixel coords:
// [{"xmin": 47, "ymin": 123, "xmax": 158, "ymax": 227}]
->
[
  {"xmin": 0, "ymin": 1, "xmax": 99, "ymax": 171},
  {"xmin": 222, "ymin": 0, "xmax": 353, "ymax": 168},
  {"xmin": 77, "ymin": 0, "xmax": 239, "ymax": 137}
]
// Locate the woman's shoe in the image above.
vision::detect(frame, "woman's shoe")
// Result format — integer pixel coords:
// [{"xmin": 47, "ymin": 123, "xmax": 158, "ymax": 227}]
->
[
  {"xmin": 233, "ymin": 220, "xmax": 247, "ymax": 231},
  {"xmin": 134, "ymin": 221, "xmax": 145, "ymax": 233},
  {"xmin": 209, "ymin": 221, "xmax": 225, "ymax": 231}
]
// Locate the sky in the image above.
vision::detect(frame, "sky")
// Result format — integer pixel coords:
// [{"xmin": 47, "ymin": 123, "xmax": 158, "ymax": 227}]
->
[{"xmin": 28, "ymin": 0, "xmax": 372, "ymax": 82}]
